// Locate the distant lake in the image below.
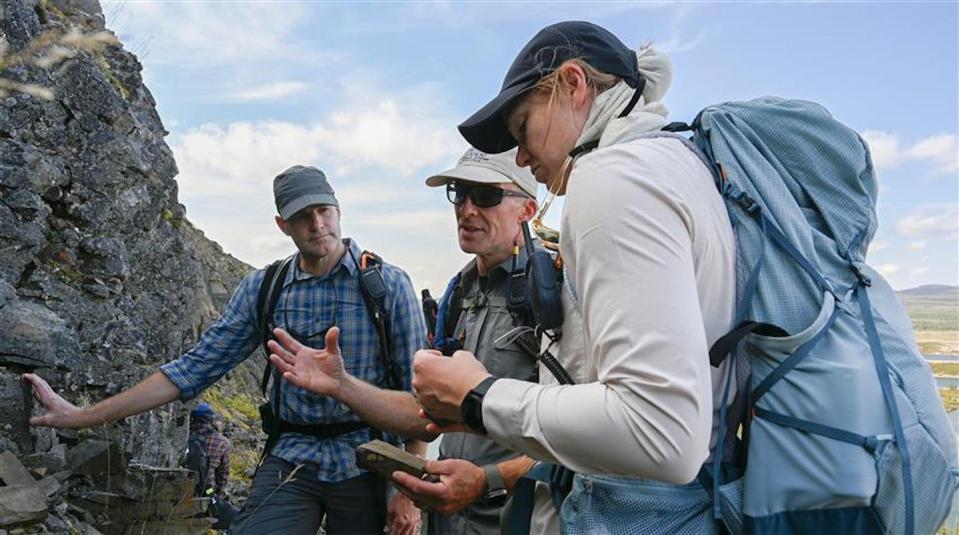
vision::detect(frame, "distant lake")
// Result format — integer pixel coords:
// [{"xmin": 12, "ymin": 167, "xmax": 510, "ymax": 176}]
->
[
  {"xmin": 927, "ymin": 354, "xmax": 959, "ymax": 362},
  {"xmin": 938, "ymin": 376, "xmax": 959, "ymax": 389}
]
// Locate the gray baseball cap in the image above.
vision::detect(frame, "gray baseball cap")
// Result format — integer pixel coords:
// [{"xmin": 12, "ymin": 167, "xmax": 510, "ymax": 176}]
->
[
  {"xmin": 425, "ymin": 148, "xmax": 537, "ymax": 198},
  {"xmin": 273, "ymin": 165, "xmax": 339, "ymax": 220}
]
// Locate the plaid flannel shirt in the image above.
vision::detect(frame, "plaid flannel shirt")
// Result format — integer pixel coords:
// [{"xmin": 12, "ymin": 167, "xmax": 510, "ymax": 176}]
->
[
  {"xmin": 191, "ymin": 419, "xmax": 231, "ymax": 495},
  {"xmin": 162, "ymin": 240, "xmax": 426, "ymax": 482}
]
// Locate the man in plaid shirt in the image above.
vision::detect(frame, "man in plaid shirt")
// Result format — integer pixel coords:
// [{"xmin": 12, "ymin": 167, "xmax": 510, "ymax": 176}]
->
[
  {"xmin": 24, "ymin": 165, "xmax": 430, "ymax": 535},
  {"xmin": 189, "ymin": 403, "xmax": 231, "ymax": 496}
]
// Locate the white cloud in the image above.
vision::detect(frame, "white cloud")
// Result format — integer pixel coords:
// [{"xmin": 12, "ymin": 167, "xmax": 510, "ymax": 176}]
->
[
  {"xmin": 655, "ymin": 3, "xmax": 708, "ymax": 54},
  {"xmin": 168, "ymin": 78, "xmax": 468, "ymax": 287},
  {"xmin": 870, "ymin": 240, "xmax": 889, "ymax": 253},
  {"xmin": 877, "ymin": 264, "xmax": 901, "ymax": 277},
  {"xmin": 904, "ymin": 134, "xmax": 959, "ymax": 177},
  {"xmin": 862, "ymin": 131, "xmax": 959, "ymax": 178},
  {"xmin": 171, "ymin": 105, "xmax": 463, "ymax": 201},
  {"xmin": 906, "ymin": 240, "xmax": 927, "ymax": 251},
  {"xmin": 109, "ymin": 2, "xmax": 327, "ymax": 67},
  {"xmin": 896, "ymin": 204, "xmax": 959, "ymax": 240},
  {"xmin": 861, "ymin": 131, "xmax": 900, "ymax": 172},
  {"xmin": 224, "ymin": 81, "xmax": 309, "ymax": 103}
]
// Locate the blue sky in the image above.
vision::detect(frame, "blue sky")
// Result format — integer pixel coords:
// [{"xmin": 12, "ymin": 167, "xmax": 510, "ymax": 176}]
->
[{"xmin": 105, "ymin": 1, "xmax": 958, "ymax": 293}]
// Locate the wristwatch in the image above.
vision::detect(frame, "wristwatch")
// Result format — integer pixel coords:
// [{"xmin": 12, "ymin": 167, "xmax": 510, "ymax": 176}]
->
[
  {"xmin": 481, "ymin": 464, "xmax": 509, "ymax": 506},
  {"xmin": 459, "ymin": 376, "xmax": 498, "ymax": 434}
]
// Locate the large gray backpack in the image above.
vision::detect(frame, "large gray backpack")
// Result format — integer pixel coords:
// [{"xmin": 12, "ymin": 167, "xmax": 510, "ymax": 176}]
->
[{"xmin": 689, "ymin": 97, "xmax": 957, "ymax": 534}]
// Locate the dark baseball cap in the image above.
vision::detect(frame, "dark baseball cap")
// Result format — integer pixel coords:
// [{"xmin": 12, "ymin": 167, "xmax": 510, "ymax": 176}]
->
[
  {"xmin": 458, "ymin": 21, "xmax": 641, "ymax": 154},
  {"xmin": 273, "ymin": 165, "xmax": 339, "ymax": 220}
]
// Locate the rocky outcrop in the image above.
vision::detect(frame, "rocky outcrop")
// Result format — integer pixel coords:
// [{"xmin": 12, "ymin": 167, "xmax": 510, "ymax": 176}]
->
[{"xmin": 1, "ymin": 0, "xmax": 265, "ymax": 531}]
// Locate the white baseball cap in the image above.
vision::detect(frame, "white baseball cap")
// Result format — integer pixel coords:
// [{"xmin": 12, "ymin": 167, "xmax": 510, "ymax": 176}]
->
[{"xmin": 425, "ymin": 148, "xmax": 537, "ymax": 198}]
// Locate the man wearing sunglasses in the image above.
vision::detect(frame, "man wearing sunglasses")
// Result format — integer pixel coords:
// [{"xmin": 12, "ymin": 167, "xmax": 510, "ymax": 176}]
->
[
  {"xmin": 23, "ymin": 165, "xmax": 429, "ymax": 535},
  {"xmin": 267, "ymin": 149, "xmax": 548, "ymax": 534},
  {"xmin": 417, "ymin": 148, "xmax": 544, "ymax": 535}
]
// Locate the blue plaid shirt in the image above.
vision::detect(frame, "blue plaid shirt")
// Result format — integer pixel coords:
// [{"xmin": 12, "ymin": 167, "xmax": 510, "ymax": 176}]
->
[{"xmin": 161, "ymin": 239, "xmax": 426, "ymax": 482}]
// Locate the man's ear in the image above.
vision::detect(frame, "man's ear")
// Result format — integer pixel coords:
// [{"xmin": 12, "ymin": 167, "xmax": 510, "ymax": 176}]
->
[
  {"xmin": 520, "ymin": 199, "xmax": 538, "ymax": 223},
  {"xmin": 275, "ymin": 215, "xmax": 291, "ymax": 236}
]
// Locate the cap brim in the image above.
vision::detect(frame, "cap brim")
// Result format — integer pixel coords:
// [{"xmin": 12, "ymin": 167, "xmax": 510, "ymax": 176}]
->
[
  {"xmin": 425, "ymin": 164, "xmax": 517, "ymax": 189},
  {"xmin": 279, "ymin": 193, "xmax": 338, "ymax": 220},
  {"xmin": 457, "ymin": 83, "xmax": 528, "ymax": 154}
]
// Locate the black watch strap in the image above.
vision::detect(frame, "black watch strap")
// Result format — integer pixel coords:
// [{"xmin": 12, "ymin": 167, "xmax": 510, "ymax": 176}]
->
[
  {"xmin": 461, "ymin": 376, "xmax": 498, "ymax": 434},
  {"xmin": 482, "ymin": 464, "xmax": 508, "ymax": 505},
  {"xmin": 472, "ymin": 375, "xmax": 498, "ymax": 397}
]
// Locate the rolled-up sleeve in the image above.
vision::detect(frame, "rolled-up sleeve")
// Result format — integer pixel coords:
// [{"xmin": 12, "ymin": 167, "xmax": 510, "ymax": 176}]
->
[
  {"xmin": 160, "ymin": 270, "xmax": 263, "ymax": 401},
  {"xmin": 481, "ymin": 147, "xmax": 714, "ymax": 484}
]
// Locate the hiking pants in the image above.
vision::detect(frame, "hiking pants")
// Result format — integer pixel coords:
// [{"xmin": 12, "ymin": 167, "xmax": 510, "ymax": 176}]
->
[{"xmin": 231, "ymin": 455, "xmax": 386, "ymax": 535}]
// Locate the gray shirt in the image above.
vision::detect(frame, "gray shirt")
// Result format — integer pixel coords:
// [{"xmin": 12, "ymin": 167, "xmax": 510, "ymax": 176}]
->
[{"xmin": 432, "ymin": 247, "xmax": 540, "ymax": 535}]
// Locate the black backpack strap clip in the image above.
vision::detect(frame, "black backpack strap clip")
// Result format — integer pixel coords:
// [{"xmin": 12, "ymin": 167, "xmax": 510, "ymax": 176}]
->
[{"xmin": 348, "ymin": 248, "xmax": 401, "ymax": 391}]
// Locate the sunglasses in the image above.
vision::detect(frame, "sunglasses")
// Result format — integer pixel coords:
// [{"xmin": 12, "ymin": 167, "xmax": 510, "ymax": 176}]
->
[{"xmin": 446, "ymin": 182, "xmax": 530, "ymax": 208}]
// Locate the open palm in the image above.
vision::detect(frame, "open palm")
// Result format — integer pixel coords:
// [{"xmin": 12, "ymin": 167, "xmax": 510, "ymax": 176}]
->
[{"xmin": 268, "ymin": 327, "xmax": 346, "ymax": 397}]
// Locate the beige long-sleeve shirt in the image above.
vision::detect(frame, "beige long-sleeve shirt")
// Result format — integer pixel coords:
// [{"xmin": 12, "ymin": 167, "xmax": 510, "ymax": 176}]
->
[{"xmin": 483, "ymin": 135, "xmax": 736, "ymax": 485}]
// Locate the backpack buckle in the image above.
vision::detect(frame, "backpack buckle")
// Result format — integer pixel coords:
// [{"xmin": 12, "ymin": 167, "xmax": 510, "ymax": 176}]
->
[{"xmin": 851, "ymin": 265, "xmax": 872, "ymax": 287}]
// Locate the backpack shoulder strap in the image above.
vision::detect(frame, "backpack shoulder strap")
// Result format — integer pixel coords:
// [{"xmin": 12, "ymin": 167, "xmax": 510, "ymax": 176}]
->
[
  {"xmin": 349, "ymin": 248, "xmax": 401, "ymax": 391},
  {"xmin": 257, "ymin": 257, "xmax": 293, "ymax": 396},
  {"xmin": 433, "ymin": 272, "xmax": 463, "ymax": 355}
]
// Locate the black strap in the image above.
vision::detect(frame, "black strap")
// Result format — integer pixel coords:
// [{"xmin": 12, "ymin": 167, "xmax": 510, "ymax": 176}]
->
[
  {"xmin": 708, "ymin": 320, "xmax": 788, "ymax": 367},
  {"xmin": 662, "ymin": 121, "xmax": 692, "ymax": 133},
  {"xmin": 617, "ymin": 77, "xmax": 646, "ymax": 118},
  {"xmin": 257, "ymin": 258, "xmax": 293, "ymax": 395},
  {"xmin": 276, "ymin": 419, "xmax": 368, "ymax": 439}
]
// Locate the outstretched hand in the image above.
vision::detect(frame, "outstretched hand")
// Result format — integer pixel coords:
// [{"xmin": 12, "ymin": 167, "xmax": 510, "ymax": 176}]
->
[
  {"xmin": 268, "ymin": 327, "xmax": 346, "ymax": 397},
  {"xmin": 22, "ymin": 373, "xmax": 85, "ymax": 428}
]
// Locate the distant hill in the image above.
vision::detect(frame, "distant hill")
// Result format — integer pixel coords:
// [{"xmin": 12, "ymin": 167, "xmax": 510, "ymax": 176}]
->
[{"xmin": 897, "ymin": 284, "xmax": 959, "ymax": 337}]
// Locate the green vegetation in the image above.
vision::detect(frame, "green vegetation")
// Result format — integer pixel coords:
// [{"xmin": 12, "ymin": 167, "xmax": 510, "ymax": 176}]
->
[
  {"xmin": 38, "ymin": 0, "xmax": 70, "ymax": 23},
  {"xmin": 900, "ymin": 285, "xmax": 959, "ymax": 332},
  {"xmin": 93, "ymin": 53, "xmax": 130, "ymax": 102},
  {"xmin": 908, "ymin": 306, "xmax": 959, "ymax": 332},
  {"xmin": 932, "ymin": 362, "xmax": 959, "ymax": 377},
  {"xmin": 939, "ymin": 388, "xmax": 959, "ymax": 412},
  {"xmin": 203, "ymin": 386, "xmax": 259, "ymax": 423},
  {"xmin": 161, "ymin": 208, "xmax": 186, "ymax": 228},
  {"xmin": 229, "ymin": 448, "xmax": 259, "ymax": 488}
]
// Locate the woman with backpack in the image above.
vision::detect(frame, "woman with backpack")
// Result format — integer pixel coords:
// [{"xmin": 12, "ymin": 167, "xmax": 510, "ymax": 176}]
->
[{"xmin": 411, "ymin": 21, "xmax": 738, "ymax": 533}]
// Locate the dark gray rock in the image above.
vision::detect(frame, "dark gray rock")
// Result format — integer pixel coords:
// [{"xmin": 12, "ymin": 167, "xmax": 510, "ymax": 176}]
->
[
  {"xmin": 1, "ymin": 0, "xmax": 262, "ymax": 531},
  {"xmin": 0, "ymin": 299, "xmax": 76, "ymax": 368},
  {"xmin": 0, "ymin": 483, "xmax": 48, "ymax": 528},
  {"xmin": 0, "ymin": 452, "xmax": 34, "ymax": 486},
  {"xmin": 66, "ymin": 440, "xmax": 126, "ymax": 477},
  {"xmin": 20, "ymin": 446, "xmax": 67, "ymax": 475}
]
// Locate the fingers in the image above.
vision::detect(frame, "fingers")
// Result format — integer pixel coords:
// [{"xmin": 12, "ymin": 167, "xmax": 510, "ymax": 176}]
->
[
  {"xmin": 266, "ymin": 339, "xmax": 297, "ymax": 366},
  {"xmin": 29, "ymin": 414, "xmax": 51, "ymax": 427},
  {"xmin": 324, "ymin": 326, "xmax": 340, "ymax": 355},
  {"xmin": 391, "ymin": 470, "xmax": 441, "ymax": 497},
  {"xmin": 22, "ymin": 373, "xmax": 52, "ymax": 399},
  {"xmin": 420, "ymin": 414, "xmax": 468, "ymax": 435},
  {"xmin": 268, "ymin": 354, "xmax": 294, "ymax": 376},
  {"xmin": 272, "ymin": 327, "xmax": 306, "ymax": 355},
  {"xmin": 281, "ymin": 371, "xmax": 309, "ymax": 391},
  {"xmin": 422, "ymin": 459, "xmax": 462, "ymax": 476}
]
